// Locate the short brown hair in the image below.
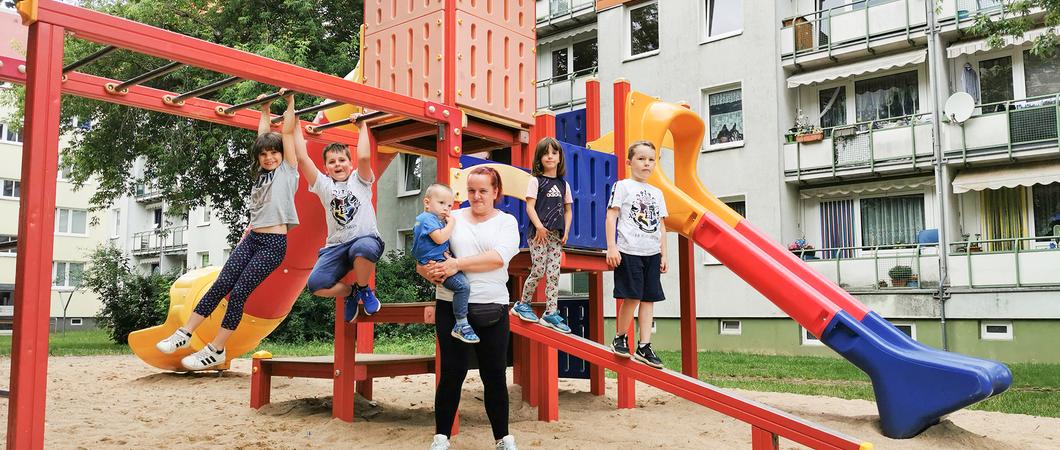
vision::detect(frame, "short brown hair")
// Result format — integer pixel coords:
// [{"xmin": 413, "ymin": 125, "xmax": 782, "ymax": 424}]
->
[
  {"xmin": 322, "ymin": 143, "xmax": 350, "ymax": 161},
  {"xmin": 626, "ymin": 140, "xmax": 656, "ymax": 160}
]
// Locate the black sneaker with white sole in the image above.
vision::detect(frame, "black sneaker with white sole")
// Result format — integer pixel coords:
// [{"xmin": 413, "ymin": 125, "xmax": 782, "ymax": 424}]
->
[
  {"xmin": 634, "ymin": 342, "xmax": 664, "ymax": 369},
  {"xmin": 611, "ymin": 334, "xmax": 631, "ymax": 358}
]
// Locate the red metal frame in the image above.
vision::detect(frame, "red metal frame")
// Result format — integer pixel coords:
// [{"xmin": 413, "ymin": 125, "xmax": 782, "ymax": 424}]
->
[{"xmin": 679, "ymin": 236, "xmax": 699, "ymax": 378}]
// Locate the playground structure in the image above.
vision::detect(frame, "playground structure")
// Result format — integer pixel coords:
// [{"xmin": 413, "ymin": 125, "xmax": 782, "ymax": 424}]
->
[{"xmin": 2, "ymin": 1, "xmax": 1012, "ymax": 449}]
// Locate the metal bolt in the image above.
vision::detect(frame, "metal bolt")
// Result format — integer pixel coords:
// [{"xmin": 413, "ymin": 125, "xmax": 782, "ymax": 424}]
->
[
  {"xmin": 453, "ymin": 128, "xmax": 461, "ymax": 136},
  {"xmin": 18, "ymin": 64, "xmax": 26, "ymax": 74},
  {"xmin": 436, "ymin": 54, "xmax": 443, "ymax": 61},
  {"xmin": 442, "ymin": 109, "xmax": 450, "ymax": 117},
  {"xmin": 334, "ymin": 369, "xmax": 341, "ymax": 377},
  {"xmin": 428, "ymin": 105, "xmax": 436, "ymax": 114}
]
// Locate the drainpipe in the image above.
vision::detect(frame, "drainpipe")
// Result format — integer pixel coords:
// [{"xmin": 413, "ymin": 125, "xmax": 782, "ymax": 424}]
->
[{"xmin": 925, "ymin": 1, "xmax": 951, "ymax": 350}]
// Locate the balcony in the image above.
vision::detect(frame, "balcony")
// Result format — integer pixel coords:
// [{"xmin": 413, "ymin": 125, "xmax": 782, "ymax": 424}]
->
[
  {"xmin": 941, "ymin": 94, "xmax": 1059, "ymax": 164},
  {"xmin": 131, "ymin": 226, "xmax": 188, "ymax": 257},
  {"xmin": 536, "ymin": 0, "xmax": 595, "ymax": 33},
  {"xmin": 784, "ymin": 113, "xmax": 935, "ymax": 182},
  {"xmin": 134, "ymin": 182, "xmax": 163, "ymax": 203},
  {"xmin": 537, "ymin": 66, "xmax": 596, "ymax": 111},
  {"xmin": 780, "ymin": 0, "xmax": 932, "ymax": 68},
  {"xmin": 800, "ymin": 238, "xmax": 1060, "ymax": 291}
]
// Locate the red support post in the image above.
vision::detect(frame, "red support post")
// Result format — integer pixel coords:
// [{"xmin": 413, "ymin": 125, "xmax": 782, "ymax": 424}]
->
[
  {"xmin": 538, "ymin": 344, "xmax": 559, "ymax": 422},
  {"xmin": 751, "ymin": 425, "xmax": 781, "ymax": 450},
  {"xmin": 333, "ymin": 297, "xmax": 358, "ymax": 422},
  {"xmin": 443, "ymin": 0, "xmax": 458, "ymax": 106},
  {"xmin": 250, "ymin": 357, "xmax": 272, "ymax": 409},
  {"xmin": 585, "ymin": 78, "xmax": 601, "ymax": 142},
  {"xmin": 679, "ymin": 236, "xmax": 699, "ymax": 379},
  {"xmin": 613, "ymin": 79, "xmax": 631, "ymax": 180},
  {"xmin": 527, "ymin": 339, "xmax": 541, "ymax": 407},
  {"xmin": 7, "ymin": 21, "xmax": 64, "ymax": 450},
  {"xmin": 616, "ymin": 300, "xmax": 636, "ymax": 409},
  {"xmin": 588, "ymin": 272, "xmax": 605, "ymax": 396}
]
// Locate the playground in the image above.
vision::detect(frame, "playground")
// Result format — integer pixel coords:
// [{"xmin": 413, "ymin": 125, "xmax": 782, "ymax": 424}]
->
[{"xmin": 0, "ymin": 0, "xmax": 1044, "ymax": 448}]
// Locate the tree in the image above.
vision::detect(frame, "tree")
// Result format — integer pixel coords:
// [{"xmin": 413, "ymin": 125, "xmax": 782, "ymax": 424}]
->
[
  {"xmin": 80, "ymin": 245, "xmax": 177, "ymax": 344},
  {"xmin": 2, "ymin": 0, "xmax": 364, "ymax": 244},
  {"xmin": 969, "ymin": 1, "xmax": 1060, "ymax": 57}
]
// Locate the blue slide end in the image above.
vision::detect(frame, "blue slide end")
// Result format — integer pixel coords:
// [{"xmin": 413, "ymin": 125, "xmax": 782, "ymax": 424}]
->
[{"xmin": 820, "ymin": 311, "xmax": 1013, "ymax": 439}]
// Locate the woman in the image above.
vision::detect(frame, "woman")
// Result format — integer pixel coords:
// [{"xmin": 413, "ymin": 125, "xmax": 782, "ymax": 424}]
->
[{"xmin": 419, "ymin": 166, "xmax": 520, "ymax": 450}]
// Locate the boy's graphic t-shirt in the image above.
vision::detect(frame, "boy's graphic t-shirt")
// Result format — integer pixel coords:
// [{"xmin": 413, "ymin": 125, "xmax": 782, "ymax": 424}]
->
[
  {"xmin": 309, "ymin": 170, "xmax": 380, "ymax": 247},
  {"xmin": 607, "ymin": 179, "xmax": 668, "ymax": 256}
]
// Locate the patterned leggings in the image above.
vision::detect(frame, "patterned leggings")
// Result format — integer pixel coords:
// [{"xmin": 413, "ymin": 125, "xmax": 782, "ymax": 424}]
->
[
  {"xmin": 193, "ymin": 231, "xmax": 287, "ymax": 330},
  {"xmin": 520, "ymin": 229, "xmax": 562, "ymax": 314}
]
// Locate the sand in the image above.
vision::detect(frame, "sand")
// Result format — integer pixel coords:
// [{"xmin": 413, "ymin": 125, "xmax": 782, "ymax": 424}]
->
[{"xmin": 0, "ymin": 355, "xmax": 1056, "ymax": 449}]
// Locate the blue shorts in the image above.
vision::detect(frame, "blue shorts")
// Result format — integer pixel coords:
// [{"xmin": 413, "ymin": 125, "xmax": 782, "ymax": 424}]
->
[
  {"xmin": 307, "ymin": 235, "xmax": 385, "ymax": 292},
  {"xmin": 612, "ymin": 252, "xmax": 665, "ymax": 302}
]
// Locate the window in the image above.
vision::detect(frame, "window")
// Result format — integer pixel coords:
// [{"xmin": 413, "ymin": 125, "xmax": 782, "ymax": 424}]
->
[
  {"xmin": 69, "ymin": 318, "xmax": 83, "ymax": 326},
  {"xmin": 1, "ymin": 179, "xmax": 19, "ymax": 199},
  {"xmin": 726, "ymin": 200, "xmax": 746, "ymax": 218},
  {"xmin": 223, "ymin": 248, "xmax": 232, "ymax": 263},
  {"xmin": 52, "ymin": 262, "xmax": 85, "ymax": 288},
  {"xmin": 818, "ymin": 87, "xmax": 847, "ymax": 129},
  {"xmin": 572, "ymin": 39, "xmax": 598, "ymax": 75},
  {"xmin": 0, "ymin": 235, "xmax": 16, "ymax": 254},
  {"xmin": 200, "ymin": 205, "xmax": 211, "ymax": 226},
  {"xmin": 978, "ymin": 56, "xmax": 1013, "ymax": 105},
  {"xmin": 0, "ymin": 290, "xmax": 11, "ymax": 306},
  {"xmin": 892, "ymin": 323, "xmax": 916, "ymax": 340},
  {"xmin": 860, "ymin": 194, "xmax": 924, "ymax": 246},
  {"xmin": 55, "ymin": 208, "xmax": 88, "ymax": 235},
  {"xmin": 1, "ymin": 123, "xmax": 23, "ymax": 143},
  {"xmin": 854, "ymin": 71, "xmax": 919, "ymax": 123},
  {"xmin": 111, "ymin": 209, "xmax": 120, "ymax": 238},
  {"xmin": 1023, "ymin": 50, "xmax": 1060, "ymax": 97},
  {"xmin": 398, "ymin": 229, "xmax": 415, "ymax": 254},
  {"xmin": 57, "ymin": 165, "xmax": 73, "ymax": 182},
  {"xmin": 800, "ymin": 326, "xmax": 825, "ymax": 346},
  {"xmin": 1032, "ymin": 183, "xmax": 1060, "ymax": 237},
  {"xmin": 980, "ymin": 321, "xmax": 1013, "ymax": 341},
  {"xmin": 820, "ymin": 199, "xmax": 856, "ymax": 258},
  {"xmin": 704, "ymin": 87, "xmax": 744, "ymax": 147},
  {"xmin": 198, "ymin": 251, "xmax": 210, "ymax": 267},
  {"xmin": 551, "ymin": 48, "xmax": 569, "ymax": 79},
  {"xmin": 549, "ymin": 0, "xmax": 572, "ymax": 16},
  {"xmin": 400, "ymin": 154, "xmax": 421, "ymax": 196},
  {"xmin": 704, "ymin": 198, "xmax": 745, "ymax": 264},
  {"xmin": 705, "ymin": 0, "xmax": 742, "ymax": 39},
  {"xmin": 152, "ymin": 208, "xmax": 163, "ymax": 228},
  {"xmin": 719, "ymin": 319, "xmax": 742, "ymax": 335},
  {"xmin": 981, "ymin": 187, "xmax": 1026, "ymax": 251},
  {"xmin": 628, "ymin": 2, "xmax": 659, "ymax": 57}
]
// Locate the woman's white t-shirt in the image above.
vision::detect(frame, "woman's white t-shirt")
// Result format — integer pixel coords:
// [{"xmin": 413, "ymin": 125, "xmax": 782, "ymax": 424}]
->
[{"xmin": 434, "ymin": 208, "xmax": 520, "ymax": 305}]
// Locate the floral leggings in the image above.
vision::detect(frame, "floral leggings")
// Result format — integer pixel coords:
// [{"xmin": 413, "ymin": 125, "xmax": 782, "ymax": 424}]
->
[{"xmin": 520, "ymin": 229, "xmax": 562, "ymax": 314}]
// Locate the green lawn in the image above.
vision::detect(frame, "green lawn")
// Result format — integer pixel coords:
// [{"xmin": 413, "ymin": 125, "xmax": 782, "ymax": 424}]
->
[{"xmin": 1, "ymin": 330, "xmax": 1056, "ymax": 417}]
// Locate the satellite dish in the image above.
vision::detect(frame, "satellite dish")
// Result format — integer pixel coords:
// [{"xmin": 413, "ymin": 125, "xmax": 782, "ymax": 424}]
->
[{"xmin": 944, "ymin": 92, "xmax": 975, "ymax": 124}]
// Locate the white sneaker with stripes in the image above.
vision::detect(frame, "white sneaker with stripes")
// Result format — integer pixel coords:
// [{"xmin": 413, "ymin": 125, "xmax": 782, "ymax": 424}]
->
[
  {"xmin": 155, "ymin": 328, "xmax": 191, "ymax": 354},
  {"xmin": 180, "ymin": 345, "xmax": 226, "ymax": 371}
]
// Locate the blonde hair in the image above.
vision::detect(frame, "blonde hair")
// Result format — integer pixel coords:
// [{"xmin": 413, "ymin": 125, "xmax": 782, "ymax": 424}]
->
[{"xmin": 424, "ymin": 183, "xmax": 453, "ymax": 199}]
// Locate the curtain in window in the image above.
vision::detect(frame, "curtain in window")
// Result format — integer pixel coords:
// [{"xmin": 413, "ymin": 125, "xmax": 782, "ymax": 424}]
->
[
  {"xmin": 860, "ymin": 195, "xmax": 925, "ymax": 246},
  {"xmin": 1032, "ymin": 182, "xmax": 1060, "ymax": 237},
  {"xmin": 708, "ymin": 88, "xmax": 743, "ymax": 145},
  {"xmin": 1024, "ymin": 49, "xmax": 1060, "ymax": 97},
  {"xmin": 820, "ymin": 199, "xmax": 855, "ymax": 258},
  {"xmin": 854, "ymin": 71, "xmax": 919, "ymax": 123},
  {"xmin": 981, "ymin": 187, "xmax": 1027, "ymax": 251},
  {"xmin": 818, "ymin": 86, "xmax": 846, "ymax": 130}
]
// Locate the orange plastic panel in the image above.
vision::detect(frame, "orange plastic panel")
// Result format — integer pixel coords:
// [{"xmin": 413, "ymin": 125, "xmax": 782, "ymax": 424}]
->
[
  {"xmin": 363, "ymin": 9, "xmax": 447, "ymax": 102},
  {"xmin": 455, "ymin": 11, "xmax": 534, "ymax": 124},
  {"xmin": 364, "ymin": 0, "xmax": 444, "ymax": 32},
  {"xmin": 456, "ymin": 0, "xmax": 536, "ymax": 38}
]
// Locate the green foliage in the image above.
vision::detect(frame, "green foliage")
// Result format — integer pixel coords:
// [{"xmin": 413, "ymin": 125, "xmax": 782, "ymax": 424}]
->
[
  {"xmin": 79, "ymin": 245, "xmax": 177, "ymax": 344},
  {"xmin": 373, "ymin": 249, "xmax": 436, "ymax": 340},
  {"xmin": 265, "ymin": 289, "xmax": 336, "ymax": 344},
  {"xmin": 968, "ymin": 0, "xmax": 1060, "ymax": 58},
  {"xmin": 888, "ymin": 265, "xmax": 913, "ymax": 280},
  {"xmin": 1, "ymin": 0, "xmax": 364, "ymax": 245}
]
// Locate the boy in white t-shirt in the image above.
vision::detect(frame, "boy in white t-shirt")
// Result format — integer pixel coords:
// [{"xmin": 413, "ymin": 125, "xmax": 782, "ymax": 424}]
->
[{"xmin": 606, "ymin": 140, "xmax": 669, "ymax": 369}]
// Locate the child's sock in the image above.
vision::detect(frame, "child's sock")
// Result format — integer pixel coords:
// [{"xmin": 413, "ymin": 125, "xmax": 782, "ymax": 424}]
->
[
  {"xmin": 638, "ymin": 342, "xmax": 651, "ymax": 349},
  {"xmin": 616, "ymin": 333, "xmax": 626, "ymax": 339},
  {"xmin": 207, "ymin": 343, "xmax": 224, "ymax": 353},
  {"xmin": 176, "ymin": 328, "xmax": 191, "ymax": 337},
  {"xmin": 456, "ymin": 318, "xmax": 469, "ymax": 326}
]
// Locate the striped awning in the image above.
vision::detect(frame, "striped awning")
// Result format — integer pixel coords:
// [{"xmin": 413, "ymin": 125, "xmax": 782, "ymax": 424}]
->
[
  {"xmin": 786, "ymin": 50, "xmax": 926, "ymax": 88},
  {"xmin": 952, "ymin": 161, "xmax": 1060, "ymax": 194},
  {"xmin": 800, "ymin": 177, "xmax": 935, "ymax": 199},
  {"xmin": 537, "ymin": 22, "xmax": 596, "ymax": 46},
  {"xmin": 946, "ymin": 26, "xmax": 1060, "ymax": 58}
]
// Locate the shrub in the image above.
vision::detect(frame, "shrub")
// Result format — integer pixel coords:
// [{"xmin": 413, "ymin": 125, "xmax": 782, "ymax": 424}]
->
[{"xmin": 81, "ymin": 245, "xmax": 177, "ymax": 344}]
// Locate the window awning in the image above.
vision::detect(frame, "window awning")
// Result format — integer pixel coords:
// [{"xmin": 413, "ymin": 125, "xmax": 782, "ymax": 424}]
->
[
  {"xmin": 786, "ymin": 50, "xmax": 926, "ymax": 88},
  {"xmin": 946, "ymin": 26, "xmax": 1060, "ymax": 58},
  {"xmin": 537, "ymin": 23, "xmax": 597, "ymax": 46},
  {"xmin": 952, "ymin": 161, "xmax": 1060, "ymax": 194},
  {"xmin": 800, "ymin": 177, "xmax": 934, "ymax": 199}
]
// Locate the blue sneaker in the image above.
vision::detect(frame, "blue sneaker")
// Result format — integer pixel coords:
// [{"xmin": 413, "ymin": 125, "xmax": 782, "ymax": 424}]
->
[
  {"xmin": 510, "ymin": 301, "xmax": 538, "ymax": 322},
  {"xmin": 343, "ymin": 290, "xmax": 359, "ymax": 323},
  {"xmin": 539, "ymin": 312, "xmax": 572, "ymax": 334},
  {"xmin": 451, "ymin": 322, "xmax": 481, "ymax": 344},
  {"xmin": 359, "ymin": 286, "xmax": 381, "ymax": 315}
]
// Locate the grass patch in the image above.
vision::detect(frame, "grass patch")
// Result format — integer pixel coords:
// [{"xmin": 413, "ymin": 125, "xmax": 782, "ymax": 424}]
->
[{"xmin": 0, "ymin": 329, "xmax": 130, "ymax": 357}]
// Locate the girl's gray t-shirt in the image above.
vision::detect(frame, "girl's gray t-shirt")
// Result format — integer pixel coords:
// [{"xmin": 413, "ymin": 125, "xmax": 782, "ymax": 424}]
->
[{"xmin": 249, "ymin": 160, "xmax": 300, "ymax": 230}]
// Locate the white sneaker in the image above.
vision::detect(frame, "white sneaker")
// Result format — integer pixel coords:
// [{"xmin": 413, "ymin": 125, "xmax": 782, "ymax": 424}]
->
[
  {"xmin": 180, "ymin": 345, "xmax": 226, "ymax": 371},
  {"xmin": 495, "ymin": 435, "xmax": 518, "ymax": 450},
  {"xmin": 428, "ymin": 434, "xmax": 450, "ymax": 450},
  {"xmin": 155, "ymin": 328, "xmax": 191, "ymax": 354}
]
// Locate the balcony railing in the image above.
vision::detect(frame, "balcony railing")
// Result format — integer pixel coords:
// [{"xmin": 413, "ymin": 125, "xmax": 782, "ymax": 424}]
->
[
  {"xmin": 536, "ymin": 0, "xmax": 595, "ymax": 26},
  {"xmin": 783, "ymin": 113, "xmax": 934, "ymax": 180},
  {"xmin": 536, "ymin": 66, "xmax": 597, "ymax": 111},
  {"xmin": 134, "ymin": 182, "xmax": 163, "ymax": 202},
  {"xmin": 780, "ymin": 0, "xmax": 929, "ymax": 61},
  {"xmin": 798, "ymin": 237, "xmax": 1060, "ymax": 290},
  {"xmin": 943, "ymin": 93, "xmax": 1059, "ymax": 163},
  {"xmin": 131, "ymin": 226, "xmax": 188, "ymax": 256}
]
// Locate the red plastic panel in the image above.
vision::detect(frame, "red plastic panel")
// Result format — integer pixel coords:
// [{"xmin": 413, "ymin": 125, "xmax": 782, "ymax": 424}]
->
[
  {"xmin": 455, "ymin": 11, "xmax": 534, "ymax": 124},
  {"xmin": 456, "ymin": 0, "xmax": 536, "ymax": 37},
  {"xmin": 363, "ymin": 10, "xmax": 447, "ymax": 102},
  {"xmin": 364, "ymin": 0, "xmax": 445, "ymax": 32}
]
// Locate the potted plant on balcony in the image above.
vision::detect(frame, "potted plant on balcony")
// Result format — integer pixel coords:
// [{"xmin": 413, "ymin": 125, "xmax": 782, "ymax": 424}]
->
[
  {"xmin": 788, "ymin": 239, "xmax": 817, "ymax": 260},
  {"xmin": 888, "ymin": 265, "xmax": 913, "ymax": 288},
  {"xmin": 792, "ymin": 110, "xmax": 824, "ymax": 143}
]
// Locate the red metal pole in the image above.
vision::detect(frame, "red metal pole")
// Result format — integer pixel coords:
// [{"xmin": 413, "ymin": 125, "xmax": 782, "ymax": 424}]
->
[
  {"xmin": 585, "ymin": 78, "xmax": 601, "ymax": 142},
  {"xmin": 7, "ymin": 21, "xmax": 64, "ymax": 450},
  {"xmin": 538, "ymin": 344, "xmax": 559, "ymax": 422},
  {"xmin": 588, "ymin": 272, "xmax": 605, "ymax": 396},
  {"xmin": 679, "ymin": 236, "xmax": 699, "ymax": 379},
  {"xmin": 443, "ymin": 0, "xmax": 458, "ymax": 107},
  {"xmin": 751, "ymin": 425, "xmax": 781, "ymax": 450},
  {"xmin": 613, "ymin": 79, "xmax": 630, "ymax": 179},
  {"xmin": 333, "ymin": 297, "xmax": 357, "ymax": 422}
]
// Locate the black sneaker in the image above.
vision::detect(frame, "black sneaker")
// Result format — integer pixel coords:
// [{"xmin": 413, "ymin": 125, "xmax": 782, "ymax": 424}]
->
[
  {"xmin": 634, "ymin": 343, "xmax": 664, "ymax": 369},
  {"xmin": 611, "ymin": 334, "xmax": 631, "ymax": 358}
]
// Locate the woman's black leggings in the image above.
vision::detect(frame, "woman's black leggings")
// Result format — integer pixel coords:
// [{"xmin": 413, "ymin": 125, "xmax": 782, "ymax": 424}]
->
[
  {"xmin": 192, "ymin": 231, "xmax": 287, "ymax": 330},
  {"xmin": 434, "ymin": 299, "xmax": 510, "ymax": 440}
]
